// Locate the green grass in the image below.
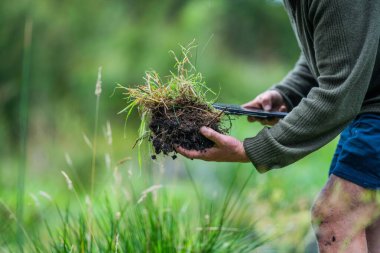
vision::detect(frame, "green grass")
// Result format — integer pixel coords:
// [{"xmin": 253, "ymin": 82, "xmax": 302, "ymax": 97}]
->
[
  {"xmin": 1, "ymin": 147, "xmax": 269, "ymax": 253},
  {"xmin": 28, "ymin": 173, "xmax": 268, "ymax": 253},
  {"xmin": 118, "ymin": 42, "xmax": 217, "ymax": 118},
  {"xmin": 0, "ymin": 51, "xmax": 332, "ymax": 252},
  {"xmin": 16, "ymin": 17, "xmax": 33, "ymax": 252},
  {"xmin": 117, "ymin": 43, "xmax": 219, "ymax": 143},
  {"xmin": 0, "ymin": 63, "xmax": 270, "ymax": 252},
  {"xmin": 0, "ymin": 1, "xmax": 333, "ymax": 251}
]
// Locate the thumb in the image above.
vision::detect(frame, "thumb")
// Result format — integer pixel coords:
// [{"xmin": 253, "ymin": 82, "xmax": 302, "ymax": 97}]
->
[
  {"xmin": 242, "ymin": 99, "xmax": 260, "ymax": 109},
  {"xmin": 200, "ymin": 126, "xmax": 224, "ymax": 143}
]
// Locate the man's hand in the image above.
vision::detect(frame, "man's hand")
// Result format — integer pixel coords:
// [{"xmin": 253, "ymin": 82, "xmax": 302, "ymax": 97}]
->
[
  {"xmin": 242, "ymin": 90, "xmax": 287, "ymax": 126},
  {"xmin": 176, "ymin": 127, "xmax": 250, "ymax": 163}
]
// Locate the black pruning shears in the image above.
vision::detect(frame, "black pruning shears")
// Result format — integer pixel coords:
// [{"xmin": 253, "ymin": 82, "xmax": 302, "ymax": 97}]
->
[{"xmin": 212, "ymin": 103, "xmax": 288, "ymax": 119}]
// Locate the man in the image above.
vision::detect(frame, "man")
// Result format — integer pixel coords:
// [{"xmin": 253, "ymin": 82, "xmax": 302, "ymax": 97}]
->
[{"xmin": 177, "ymin": 0, "xmax": 380, "ymax": 252}]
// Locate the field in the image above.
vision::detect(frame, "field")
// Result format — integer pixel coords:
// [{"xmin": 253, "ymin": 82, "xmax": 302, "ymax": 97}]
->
[
  {"xmin": 0, "ymin": 59, "xmax": 336, "ymax": 252},
  {"xmin": 0, "ymin": 0, "xmax": 337, "ymax": 252}
]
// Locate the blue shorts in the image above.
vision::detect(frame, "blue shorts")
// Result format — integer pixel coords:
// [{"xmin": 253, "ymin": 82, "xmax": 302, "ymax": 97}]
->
[{"xmin": 329, "ymin": 113, "xmax": 380, "ymax": 189}]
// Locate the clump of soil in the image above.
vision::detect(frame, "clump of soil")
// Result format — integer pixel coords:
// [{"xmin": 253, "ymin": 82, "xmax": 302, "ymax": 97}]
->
[
  {"xmin": 149, "ymin": 98, "xmax": 225, "ymax": 156},
  {"xmin": 120, "ymin": 43, "xmax": 228, "ymax": 158}
]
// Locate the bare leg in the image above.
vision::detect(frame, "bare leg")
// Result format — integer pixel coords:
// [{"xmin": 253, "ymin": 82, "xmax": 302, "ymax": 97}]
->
[
  {"xmin": 311, "ymin": 175, "xmax": 378, "ymax": 253},
  {"xmin": 366, "ymin": 215, "xmax": 380, "ymax": 253}
]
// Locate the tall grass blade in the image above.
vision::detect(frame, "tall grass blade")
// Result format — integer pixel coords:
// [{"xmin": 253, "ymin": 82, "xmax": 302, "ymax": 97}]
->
[
  {"xmin": 16, "ymin": 17, "xmax": 33, "ymax": 252},
  {"xmin": 137, "ymin": 112, "xmax": 146, "ymax": 169},
  {"xmin": 91, "ymin": 67, "xmax": 102, "ymax": 198}
]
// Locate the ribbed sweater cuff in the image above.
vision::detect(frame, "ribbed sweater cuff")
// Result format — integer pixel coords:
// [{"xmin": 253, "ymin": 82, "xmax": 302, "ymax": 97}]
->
[{"xmin": 243, "ymin": 128, "xmax": 276, "ymax": 174}]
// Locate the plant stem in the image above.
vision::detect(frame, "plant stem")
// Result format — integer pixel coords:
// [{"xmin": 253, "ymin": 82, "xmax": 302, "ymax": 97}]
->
[
  {"xmin": 91, "ymin": 67, "xmax": 102, "ymax": 198},
  {"xmin": 88, "ymin": 67, "xmax": 102, "ymax": 250},
  {"xmin": 17, "ymin": 17, "xmax": 33, "ymax": 252},
  {"xmin": 91, "ymin": 67, "xmax": 102, "ymax": 199},
  {"xmin": 91, "ymin": 95, "xmax": 100, "ymax": 198}
]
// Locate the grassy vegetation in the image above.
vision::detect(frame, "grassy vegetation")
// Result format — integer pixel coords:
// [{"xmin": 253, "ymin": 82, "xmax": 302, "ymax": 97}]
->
[
  {"xmin": 0, "ymin": 57, "xmax": 335, "ymax": 252},
  {"xmin": 0, "ymin": 1, "xmax": 334, "ymax": 248},
  {"xmin": 29, "ymin": 175, "xmax": 268, "ymax": 253},
  {"xmin": 0, "ymin": 62, "xmax": 271, "ymax": 252},
  {"xmin": 120, "ymin": 43, "xmax": 215, "ymax": 118},
  {"xmin": 119, "ymin": 43, "xmax": 228, "ymax": 162}
]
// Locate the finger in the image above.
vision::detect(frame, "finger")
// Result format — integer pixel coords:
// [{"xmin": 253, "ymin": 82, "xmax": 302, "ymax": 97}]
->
[
  {"xmin": 263, "ymin": 118, "xmax": 279, "ymax": 126},
  {"xmin": 198, "ymin": 148, "xmax": 219, "ymax": 161},
  {"xmin": 176, "ymin": 146, "xmax": 203, "ymax": 159},
  {"xmin": 200, "ymin": 127, "xmax": 226, "ymax": 144},
  {"xmin": 261, "ymin": 96, "xmax": 272, "ymax": 111},
  {"xmin": 279, "ymin": 105, "xmax": 287, "ymax": 112},
  {"xmin": 176, "ymin": 146, "xmax": 219, "ymax": 161},
  {"xmin": 249, "ymin": 118, "xmax": 271, "ymax": 126},
  {"xmin": 247, "ymin": 116, "xmax": 257, "ymax": 122},
  {"xmin": 242, "ymin": 97, "xmax": 262, "ymax": 109},
  {"xmin": 247, "ymin": 116, "xmax": 264, "ymax": 122}
]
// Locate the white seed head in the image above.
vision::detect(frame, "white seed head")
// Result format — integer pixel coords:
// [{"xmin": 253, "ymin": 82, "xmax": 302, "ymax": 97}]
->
[
  {"xmin": 113, "ymin": 167, "xmax": 122, "ymax": 186},
  {"xmin": 85, "ymin": 195, "xmax": 92, "ymax": 207},
  {"xmin": 122, "ymin": 188, "xmax": 131, "ymax": 201},
  {"xmin": 61, "ymin": 171, "xmax": 73, "ymax": 191},
  {"xmin": 137, "ymin": 184, "xmax": 163, "ymax": 204},
  {"xmin": 141, "ymin": 184, "xmax": 162, "ymax": 196},
  {"xmin": 30, "ymin": 193, "xmax": 40, "ymax": 207},
  {"xmin": 115, "ymin": 233, "xmax": 119, "ymax": 253},
  {"xmin": 65, "ymin": 153, "xmax": 73, "ymax": 167},
  {"xmin": 39, "ymin": 191, "xmax": 52, "ymax": 201},
  {"xmin": 105, "ymin": 153, "xmax": 111, "ymax": 170},
  {"xmin": 86, "ymin": 232, "xmax": 91, "ymax": 248},
  {"xmin": 82, "ymin": 132, "xmax": 93, "ymax": 149},
  {"xmin": 95, "ymin": 66, "xmax": 102, "ymax": 96},
  {"xmin": 69, "ymin": 245, "xmax": 76, "ymax": 253},
  {"xmin": 106, "ymin": 121, "xmax": 112, "ymax": 145},
  {"xmin": 137, "ymin": 194, "xmax": 147, "ymax": 204}
]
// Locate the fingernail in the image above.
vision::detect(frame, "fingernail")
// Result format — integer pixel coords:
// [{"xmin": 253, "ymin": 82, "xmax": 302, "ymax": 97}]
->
[
  {"xmin": 200, "ymin": 126, "xmax": 208, "ymax": 132},
  {"xmin": 263, "ymin": 105, "xmax": 271, "ymax": 111}
]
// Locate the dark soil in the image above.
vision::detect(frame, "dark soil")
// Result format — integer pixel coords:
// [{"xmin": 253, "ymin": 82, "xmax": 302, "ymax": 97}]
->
[{"xmin": 148, "ymin": 99, "xmax": 227, "ymax": 157}]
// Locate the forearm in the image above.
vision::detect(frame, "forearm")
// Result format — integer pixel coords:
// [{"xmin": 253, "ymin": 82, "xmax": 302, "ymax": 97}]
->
[
  {"xmin": 244, "ymin": 91, "xmax": 358, "ymax": 172},
  {"xmin": 244, "ymin": 0, "xmax": 380, "ymax": 172}
]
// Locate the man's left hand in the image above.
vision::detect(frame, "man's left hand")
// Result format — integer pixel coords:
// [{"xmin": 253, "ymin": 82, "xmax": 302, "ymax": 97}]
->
[{"xmin": 176, "ymin": 126, "xmax": 250, "ymax": 163}]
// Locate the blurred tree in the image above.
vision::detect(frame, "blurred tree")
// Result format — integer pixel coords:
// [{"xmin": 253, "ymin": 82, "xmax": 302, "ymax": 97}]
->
[
  {"xmin": 220, "ymin": 0, "xmax": 298, "ymax": 61},
  {"xmin": 0, "ymin": 0, "xmax": 298, "ymax": 154},
  {"xmin": 0, "ymin": 2, "xmax": 26, "ymax": 150}
]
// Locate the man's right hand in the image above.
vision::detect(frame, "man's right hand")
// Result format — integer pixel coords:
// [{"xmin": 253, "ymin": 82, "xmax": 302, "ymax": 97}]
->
[{"xmin": 242, "ymin": 90, "xmax": 287, "ymax": 126}]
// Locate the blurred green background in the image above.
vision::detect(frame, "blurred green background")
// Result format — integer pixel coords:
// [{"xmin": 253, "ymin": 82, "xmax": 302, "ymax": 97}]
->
[{"xmin": 0, "ymin": 0, "xmax": 336, "ymax": 252}]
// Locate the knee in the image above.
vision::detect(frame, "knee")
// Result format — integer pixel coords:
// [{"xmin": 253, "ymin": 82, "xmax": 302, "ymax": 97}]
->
[
  {"xmin": 311, "ymin": 197, "xmax": 331, "ymax": 228},
  {"xmin": 310, "ymin": 199, "xmax": 339, "ymax": 247},
  {"xmin": 311, "ymin": 176, "xmax": 351, "ymax": 228},
  {"xmin": 311, "ymin": 193, "xmax": 339, "ymax": 227}
]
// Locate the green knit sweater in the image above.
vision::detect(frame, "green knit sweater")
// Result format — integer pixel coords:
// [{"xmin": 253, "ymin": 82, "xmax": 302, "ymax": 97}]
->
[{"xmin": 243, "ymin": 0, "xmax": 380, "ymax": 173}]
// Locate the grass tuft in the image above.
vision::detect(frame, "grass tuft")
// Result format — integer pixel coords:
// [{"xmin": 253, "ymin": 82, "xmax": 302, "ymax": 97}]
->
[{"xmin": 118, "ymin": 42, "xmax": 227, "ymax": 159}]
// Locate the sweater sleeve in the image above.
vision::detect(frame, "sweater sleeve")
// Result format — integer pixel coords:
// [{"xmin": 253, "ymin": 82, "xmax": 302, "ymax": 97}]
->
[
  {"xmin": 244, "ymin": 0, "xmax": 380, "ymax": 173},
  {"xmin": 272, "ymin": 54, "xmax": 318, "ymax": 110}
]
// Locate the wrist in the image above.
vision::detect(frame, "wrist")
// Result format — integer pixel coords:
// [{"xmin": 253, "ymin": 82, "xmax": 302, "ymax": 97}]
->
[{"xmin": 238, "ymin": 141, "xmax": 250, "ymax": 163}]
